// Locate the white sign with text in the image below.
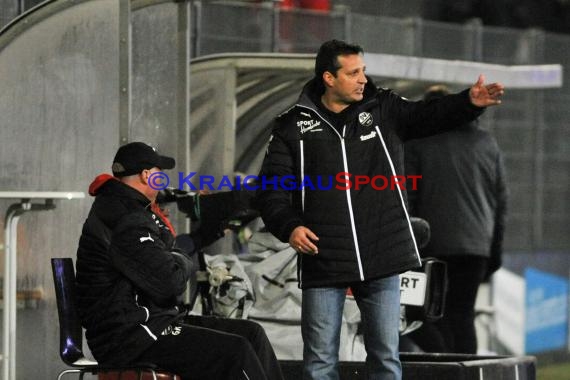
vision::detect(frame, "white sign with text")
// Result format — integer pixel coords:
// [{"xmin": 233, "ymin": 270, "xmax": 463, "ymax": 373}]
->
[{"xmin": 400, "ymin": 271, "xmax": 427, "ymax": 306}]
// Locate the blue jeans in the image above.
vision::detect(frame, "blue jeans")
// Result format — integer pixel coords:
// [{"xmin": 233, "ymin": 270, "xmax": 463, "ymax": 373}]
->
[{"xmin": 301, "ymin": 275, "xmax": 402, "ymax": 380}]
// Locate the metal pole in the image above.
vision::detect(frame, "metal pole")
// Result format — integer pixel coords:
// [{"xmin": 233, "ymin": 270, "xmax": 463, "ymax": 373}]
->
[
  {"xmin": 271, "ymin": 0, "xmax": 280, "ymax": 52},
  {"xmin": 3, "ymin": 205, "xmax": 23, "ymax": 380},
  {"xmin": 342, "ymin": 5, "xmax": 351, "ymax": 42},
  {"xmin": 17, "ymin": 0, "xmax": 24, "ymax": 15},
  {"xmin": 410, "ymin": 17, "xmax": 423, "ymax": 57},
  {"xmin": 465, "ymin": 17, "xmax": 483, "ymax": 61},
  {"xmin": 177, "ymin": 0, "xmax": 191, "ymax": 234},
  {"xmin": 2, "ymin": 201, "xmax": 53, "ymax": 380},
  {"xmin": 528, "ymin": 29, "xmax": 546, "ymax": 251},
  {"xmin": 0, "ymin": 194, "xmax": 75, "ymax": 380},
  {"xmin": 118, "ymin": 0, "xmax": 131, "ymax": 145},
  {"xmin": 191, "ymin": 0, "xmax": 202, "ymax": 58}
]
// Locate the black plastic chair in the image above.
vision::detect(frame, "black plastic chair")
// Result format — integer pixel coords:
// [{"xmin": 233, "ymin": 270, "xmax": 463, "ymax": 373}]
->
[{"xmin": 51, "ymin": 258, "xmax": 180, "ymax": 380}]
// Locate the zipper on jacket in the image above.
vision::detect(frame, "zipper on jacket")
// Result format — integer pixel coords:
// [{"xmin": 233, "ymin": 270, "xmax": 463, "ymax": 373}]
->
[
  {"xmin": 340, "ymin": 137, "xmax": 365, "ymax": 281},
  {"xmin": 300, "ymin": 140, "xmax": 305, "ymax": 212},
  {"xmin": 140, "ymin": 324, "xmax": 158, "ymax": 340},
  {"xmin": 135, "ymin": 294, "xmax": 150, "ymax": 322},
  {"xmin": 375, "ymin": 126, "xmax": 422, "ymax": 266},
  {"xmin": 134, "ymin": 295, "xmax": 158, "ymax": 340},
  {"xmin": 299, "ymin": 139, "xmax": 305, "ymax": 289}
]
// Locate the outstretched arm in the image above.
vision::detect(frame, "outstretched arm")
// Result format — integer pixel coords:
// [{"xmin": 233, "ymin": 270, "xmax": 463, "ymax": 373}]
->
[{"xmin": 469, "ymin": 74, "xmax": 505, "ymax": 107}]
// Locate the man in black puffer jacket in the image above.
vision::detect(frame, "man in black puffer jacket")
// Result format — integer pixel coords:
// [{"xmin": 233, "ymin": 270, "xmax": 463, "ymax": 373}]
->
[
  {"xmin": 76, "ymin": 142, "xmax": 283, "ymax": 380},
  {"xmin": 405, "ymin": 85, "xmax": 508, "ymax": 354},
  {"xmin": 256, "ymin": 40, "xmax": 504, "ymax": 380}
]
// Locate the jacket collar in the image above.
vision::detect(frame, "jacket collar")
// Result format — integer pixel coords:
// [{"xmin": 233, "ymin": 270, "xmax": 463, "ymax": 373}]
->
[
  {"xmin": 296, "ymin": 76, "xmax": 378, "ymax": 115},
  {"xmin": 293, "ymin": 76, "xmax": 379, "ymax": 133},
  {"xmin": 95, "ymin": 176, "xmax": 152, "ymax": 208}
]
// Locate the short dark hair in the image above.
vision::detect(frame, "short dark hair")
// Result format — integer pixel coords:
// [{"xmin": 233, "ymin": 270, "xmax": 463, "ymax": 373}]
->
[{"xmin": 315, "ymin": 39, "xmax": 364, "ymax": 80}]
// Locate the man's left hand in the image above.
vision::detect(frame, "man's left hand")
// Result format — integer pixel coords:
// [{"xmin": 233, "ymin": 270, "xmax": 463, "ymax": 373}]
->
[{"xmin": 469, "ymin": 74, "xmax": 505, "ymax": 107}]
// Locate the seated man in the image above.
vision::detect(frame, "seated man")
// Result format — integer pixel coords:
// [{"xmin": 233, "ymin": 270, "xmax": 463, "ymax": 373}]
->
[{"xmin": 75, "ymin": 142, "xmax": 284, "ymax": 380}]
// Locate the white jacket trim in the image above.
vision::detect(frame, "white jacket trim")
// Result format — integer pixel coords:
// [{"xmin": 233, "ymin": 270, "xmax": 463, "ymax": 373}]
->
[{"xmin": 375, "ymin": 126, "xmax": 421, "ymax": 265}]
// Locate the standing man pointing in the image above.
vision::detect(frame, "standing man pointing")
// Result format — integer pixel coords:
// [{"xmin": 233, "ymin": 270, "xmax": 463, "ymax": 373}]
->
[{"xmin": 256, "ymin": 39, "xmax": 504, "ymax": 380}]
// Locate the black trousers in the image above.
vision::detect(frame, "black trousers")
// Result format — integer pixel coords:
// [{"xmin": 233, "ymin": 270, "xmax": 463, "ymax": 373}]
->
[
  {"xmin": 407, "ymin": 255, "xmax": 488, "ymax": 354},
  {"xmin": 137, "ymin": 315, "xmax": 285, "ymax": 380}
]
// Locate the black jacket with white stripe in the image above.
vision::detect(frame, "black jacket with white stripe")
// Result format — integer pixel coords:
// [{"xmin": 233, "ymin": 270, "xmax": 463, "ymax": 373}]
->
[
  {"xmin": 256, "ymin": 77, "xmax": 484, "ymax": 288},
  {"xmin": 76, "ymin": 175, "xmax": 191, "ymax": 365}
]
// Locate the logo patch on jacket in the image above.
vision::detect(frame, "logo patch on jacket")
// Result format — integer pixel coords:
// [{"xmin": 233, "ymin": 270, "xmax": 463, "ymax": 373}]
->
[
  {"xmin": 161, "ymin": 324, "xmax": 182, "ymax": 336},
  {"xmin": 151, "ymin": 213, "xmax": 164, "ymax": 228},
  {"xmin": 297, "ymin": 119, "xmax": 323, "ymax": 134},
  {"xmin": 139, "ymin": 233, "xmax": 154, "ymax": 243},
  {"xmin": 358, "ymin": 112, "xmax": 373, "ymax": 127},
  {"xmin": 360, "ymin": 131, "xmax": 377, "ymax": 141}
]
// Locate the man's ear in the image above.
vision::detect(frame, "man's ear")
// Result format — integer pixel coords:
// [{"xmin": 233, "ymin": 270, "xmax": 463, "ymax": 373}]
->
[
  {"xmin": 323, "ymin": 71, "xmax": 335, "ymax": 88},
  {"xmin": 139, "ymin": 170, "xmax": 149, "ymax": 185}
]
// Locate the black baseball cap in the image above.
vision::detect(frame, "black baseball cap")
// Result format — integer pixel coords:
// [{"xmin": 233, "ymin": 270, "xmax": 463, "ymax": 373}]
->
[{"xmin": 112, "ymin": 142, "xmax": 175, "ymax": 177}]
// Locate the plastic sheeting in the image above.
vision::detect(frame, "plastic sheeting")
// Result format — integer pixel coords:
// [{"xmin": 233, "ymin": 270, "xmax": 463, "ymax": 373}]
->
[{"xmin": 203, "ymin": 231, "xmax": 367, "ymax": 361}]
